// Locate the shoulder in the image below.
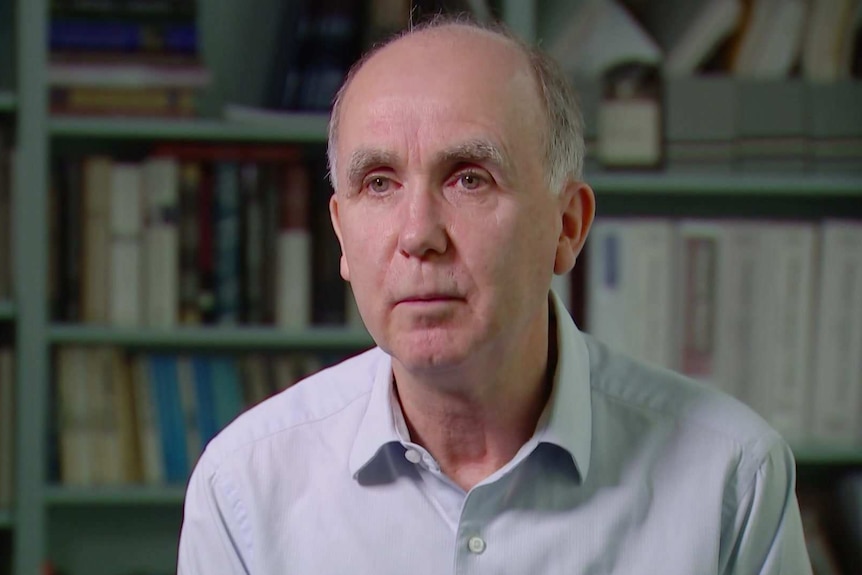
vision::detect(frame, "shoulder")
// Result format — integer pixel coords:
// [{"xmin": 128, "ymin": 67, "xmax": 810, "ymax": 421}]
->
[
  {"xmin": 582, "ymin": 332, "xmax": 786, "ymax": 474},
  {"xmin": 200, "ymin": 347, "xmax": 387, "ymax": 465}
]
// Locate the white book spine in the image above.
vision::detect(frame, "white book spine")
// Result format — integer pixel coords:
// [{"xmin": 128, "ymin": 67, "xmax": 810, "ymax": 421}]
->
[
  {"xmin": 143, "ymin": 157, "xmax": 179, "ymax": 328},
  {"xmin": 586, "ymin": 219, "xmax": 628, "ymax": 352},
  {"xmin": 109, "ymin": 163, "xmax": 143, "ymax": 326},
  {"xmin": 627, "ymin": 220, "xmax": 676, "ymax": 370},
  {"xmin": 754, "ymin": 223, "xmax": 817, "ymax": 440},
  {"xmin": 715, "ymin": 222, "xmax": 763, "ymax": 403},
  {"xmin": 811, "ymin": 221, "xmax": 862, "ymax": 441}
]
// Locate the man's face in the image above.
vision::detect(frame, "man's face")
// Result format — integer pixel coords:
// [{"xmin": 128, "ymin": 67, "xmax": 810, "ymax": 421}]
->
[{"xmin": 330, "ymin": 29, "xmax": 569, "ymax": 375}]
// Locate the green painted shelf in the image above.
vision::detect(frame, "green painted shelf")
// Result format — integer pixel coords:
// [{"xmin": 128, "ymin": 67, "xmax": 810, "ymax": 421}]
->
[
  {"xmin": 0, "ymin": 509, "xmax": 12, "ymax": 528},
  {"xmin": 44, "ymin": 485, "xmax": 185, "ymax": 506},
  {"xmin": 49, "ymin": 113, "xmax": 329, "ymax": 142},
  {"xmin": 0, "ymin": 91, "xmax": 15, "ymax": 112},
  {"xmin": 48, "ymin": 324, "xmax": 374, "ymax": 351},
  {"xmin": 0, "ymin": 301, "xmax": 14, "ymax": 321},
  {"xmin": 587, "ymin": 172, "xmax": 862, "ymax": 196},
  {"xmin": 791, "ymin": 442, "xmax": 862, "ymax": 465}
]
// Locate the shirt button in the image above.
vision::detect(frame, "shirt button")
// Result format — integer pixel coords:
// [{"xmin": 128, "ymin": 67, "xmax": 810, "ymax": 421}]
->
[
  {"xmin": 467, "ymin": 536, "xmax": 486, "ymax": 554},
  {"xmin": 404, "ymin": 449, "xmax": 421, "ymax": 464}
]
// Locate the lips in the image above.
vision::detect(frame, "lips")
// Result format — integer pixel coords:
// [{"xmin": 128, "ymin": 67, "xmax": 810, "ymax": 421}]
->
[{"xmin": 396, "ymin": 293, "xmax": 463, "ymax": 304}]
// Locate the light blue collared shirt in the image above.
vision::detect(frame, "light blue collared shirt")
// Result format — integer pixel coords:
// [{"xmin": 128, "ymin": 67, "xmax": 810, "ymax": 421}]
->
[{"xmin": 178, "ymin": 293, "xmax": 812, "ymax": 574}]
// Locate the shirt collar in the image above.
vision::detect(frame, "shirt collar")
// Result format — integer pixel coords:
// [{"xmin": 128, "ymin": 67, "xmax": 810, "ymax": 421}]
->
[
  {"xmin": 348, "ymin": 289, "xmax": 593, "ymax": 482},
  {"xmin": 536, "ymin": 290, "xmax": 593, "ymax": 482},
  {"xmin": 349, "ymin": 352, "xmax": 401, "ymax": 478}
]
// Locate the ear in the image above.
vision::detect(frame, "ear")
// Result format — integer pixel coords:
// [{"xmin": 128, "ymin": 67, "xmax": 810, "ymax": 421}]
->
[
  {"xmin": 554, "ymin": 180, "xmax": 595, "ymax": 275},
  {"xmin": 329, "ymin": 193, "xmax": 351, "ymax": 282}
]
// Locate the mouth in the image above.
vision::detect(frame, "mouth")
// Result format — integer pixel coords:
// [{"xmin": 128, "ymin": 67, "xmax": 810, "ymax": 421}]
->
[{"xmin": 396, "ymin": 294, "xmax": 463, "ymax": 305}]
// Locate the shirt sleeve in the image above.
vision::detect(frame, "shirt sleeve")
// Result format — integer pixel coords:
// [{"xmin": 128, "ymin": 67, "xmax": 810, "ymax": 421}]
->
[
  {"xmin": 722, "ymin": 439, "xmax": 813, "ymax": 575},
  {"xmin": 178, "ymin": 453, "xmax": 252, "ymax": 575}
]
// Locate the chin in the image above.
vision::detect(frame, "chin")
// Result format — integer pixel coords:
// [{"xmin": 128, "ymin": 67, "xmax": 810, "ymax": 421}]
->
[{"xmin": 384, "ymin": 329, "xmax": 475, "ymax": 374}]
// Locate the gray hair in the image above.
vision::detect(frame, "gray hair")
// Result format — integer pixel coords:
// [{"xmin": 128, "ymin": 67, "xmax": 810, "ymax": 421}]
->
[{"xmin": 326, "ymin": 15, "xmax": 585, "ymax": 194}]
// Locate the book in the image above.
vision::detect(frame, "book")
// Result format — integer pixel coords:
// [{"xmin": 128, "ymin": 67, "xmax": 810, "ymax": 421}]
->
[
  {"xmin": 132, "ymin": 354, "xmax": 164, "ymax": 484},
  {"xmin": 545, "ymin": 0, "xmax": 662, "ymax": 78},
  {"xmin": 677, "ymin": 221, "xmax": 722, "ymax": 384},
  {"xmin": 108, "ymin": 162, "xmax": 143, "ymax": 326},
  {"xmin": 53, "ymin": 157, "xmax": 84, "ymax": 322},
  {"xmin": 276, "ymin": 162, "xmax": 312, "ymax": 329},
  {"xmin": 801, "ymin": 0, "xmax": 857, "ymax": 82},
  {"xmin": 49, "ymin": 19, "xmax": 198, "ymax": 54},
  {"xmin": 148, "ymin": 354, "xmax": 187, "ymax": 484},
  {"xmin": 50, "ymin": 85, "xmax": 197, "ymax": 117},
  {"xmin": 57, "ymin": 346, "xmax": 96, "ymax": 485},
  {"xmin": 749, "ymin": 223, "xmax": 817, "ymax": 441},
  {"xmin": 731, "ymin": 0, "xmax": 808, "ymax": 78},
  {"xmin": 647, "ymin": 0, "xmax": 742, "ymax": 75},
  {"xmin": 142, "ymin": 156, "xmax": 180, "ymax": 327},
  {"xmin": 586, "ymin": 218, "xmax": 676, "ymax": 370},
  {"xmin": 178, "ymin": 161, "xmax": 202, "ymax": 325},
  {"xmin": 810, "ymin": 221, "xmax": 862, "ymax": 442},
  {"xmin": 240, "ymin": 163, "xmax": 266, "ymax": 324},
  {"xmin": 713, "ymin": 221, "xmax": 762, "ymax": 403},
  {"xmin": 81, "ymin": 156, "xmax": 112, "ymax": 324},
  {"xmin": 214, "ymin": 161, "xmax": 241, "ymax": 324}
]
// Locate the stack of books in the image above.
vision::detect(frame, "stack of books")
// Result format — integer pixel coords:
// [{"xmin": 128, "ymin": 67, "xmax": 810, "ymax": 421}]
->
[{"xmin": 48, "ymin": 0, "xmax": 210, "ymax": 118}]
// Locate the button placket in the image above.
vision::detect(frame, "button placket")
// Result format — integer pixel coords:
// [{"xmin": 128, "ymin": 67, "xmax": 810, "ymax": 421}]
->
[{"xmin": 467, "ymin": 536, "xmax": 486, "ymax": 554}]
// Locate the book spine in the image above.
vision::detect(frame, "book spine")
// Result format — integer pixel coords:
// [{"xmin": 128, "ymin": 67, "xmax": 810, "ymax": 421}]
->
[
  {"xmin": 142, "ymin": 156, "xmax": 179, "ymax": 328},
  {"xmin": 214, "ymin": 162, "xmax": 240, "ymax": 325},
  {"xmin": 276, "ymin": 163, "xmax": 311, "ymax": 328},
  {"xmin": 81, "ymin": 156, "xmax": 112, "ymax": 324},
  {"xmin": 178, "ymin": 161, "xmax": 202, "ymax": 325},
  {"xmin": 50, "ymin": 85, "xmax": 197, "ymax": 117},
  {"xmin": 811, "ymin": 221, "xmax": 862, "ymax": 441},
  {"xmin": 108, "ymin": 162, "xmax": 143, "ymax": 326}
]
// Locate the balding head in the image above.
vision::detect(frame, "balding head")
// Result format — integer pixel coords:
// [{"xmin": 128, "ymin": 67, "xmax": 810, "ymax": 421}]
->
[{"xmin": 326, "ymin": 18, "xmax": 585, "ymax": 194}]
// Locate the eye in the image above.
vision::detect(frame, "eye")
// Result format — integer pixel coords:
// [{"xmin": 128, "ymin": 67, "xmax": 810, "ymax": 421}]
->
[
  {"xmin": 452, "ymin": 170, "xmax": 490, "ymax": 192},
  {"xmin": 364, "ymin": 175, "xmax": 391, "ymax": 194}
]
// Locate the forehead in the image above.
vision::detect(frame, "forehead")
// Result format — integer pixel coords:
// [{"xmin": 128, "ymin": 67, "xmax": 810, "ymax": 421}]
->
[{"xmin": 336, "ymin": 27, "xmax": 544, "ymax": 167}]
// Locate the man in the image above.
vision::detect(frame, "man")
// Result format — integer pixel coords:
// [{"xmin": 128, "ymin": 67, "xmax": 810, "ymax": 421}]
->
[{"xmin": 178, "ymin": 18, "xmax": 812, "ymax": 574}]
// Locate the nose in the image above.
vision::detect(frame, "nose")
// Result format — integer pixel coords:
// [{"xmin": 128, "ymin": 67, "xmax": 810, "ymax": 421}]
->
[{"xmin": 397, "ymin": 184, "xmax": 449, "ymax": 259}]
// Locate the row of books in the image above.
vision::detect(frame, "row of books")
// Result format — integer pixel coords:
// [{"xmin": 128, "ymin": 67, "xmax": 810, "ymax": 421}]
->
[
  {"xmin": 0, "ymin": 346, "xmax": 14, "ymax": 508},
  {"xmin": 53, "ymin": 346, "xmax": 341, "ymax": 486},
  {"xmin": 49, "ymin": 146, "xmax": 360, "ymax": 329},
  {"xmin": 227, "ymin": 0, "xmax": 492, "ymax": 118},
  {"xmin": 546, "ymin": 0, "xmax": 862, "ymax": 81},
  {"xmin": 49, "ymin": 0, "xmax": 210, "ymax": 117},
  {"xmin": 585, "ymin": 217, "xmax": 862, "ymax": 444}
]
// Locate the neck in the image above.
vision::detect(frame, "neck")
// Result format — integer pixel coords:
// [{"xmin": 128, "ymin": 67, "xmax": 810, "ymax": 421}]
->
[{"xmin": 393, "ymin": 303, "xmax": 558, "ymax": 491}]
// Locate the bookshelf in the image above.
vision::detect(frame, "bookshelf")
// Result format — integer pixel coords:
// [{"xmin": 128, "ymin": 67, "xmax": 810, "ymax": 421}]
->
[
  {"xmin": 0, "ymin": 300, "xmax": 13, "ymax": 321},
  {"xmin": 0, "ymin": 91, "xmax": 15, "ymax": 113},
  {"xmin": 5, "ymin": 1, "xmax": 862, "ymax": 575},
  {"xmin": 50, "ymin": 113, "xmax": 329, "ymax": 142}
]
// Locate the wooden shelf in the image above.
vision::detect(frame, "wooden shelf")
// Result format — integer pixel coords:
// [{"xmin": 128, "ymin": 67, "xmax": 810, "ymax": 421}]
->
[
  {"xmin": 49, "ymin": 113, "xmax": 330, "ymax": 142},
  {"xmin": 48, "ymin": 324, "xmax": 374, "ymax": 351},
  {"xmin": 0, "ymin": 301, "xmax": 14, "ymax": 321},
  {"xmin": 45, "ymin": 485, "xmax": 185, "ymax": 506}
]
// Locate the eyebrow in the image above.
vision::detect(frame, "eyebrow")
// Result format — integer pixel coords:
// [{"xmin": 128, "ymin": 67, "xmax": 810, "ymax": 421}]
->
[
  {"xmin": 343, "ymin": 139, "xmax": 512, "ymax": 189},
  {"xmin": 436, "ymin": 139, "xmax": 511, "ymax": 174},
  {"xmin": 345, "ymin": 149, "xmax": 399, "ymax": 189}
]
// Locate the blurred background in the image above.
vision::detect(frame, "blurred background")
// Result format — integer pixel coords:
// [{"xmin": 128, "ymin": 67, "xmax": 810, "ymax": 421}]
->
[{"xmin": 0, "ymin": 0, "xmax": 861, "ymax": 573}]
